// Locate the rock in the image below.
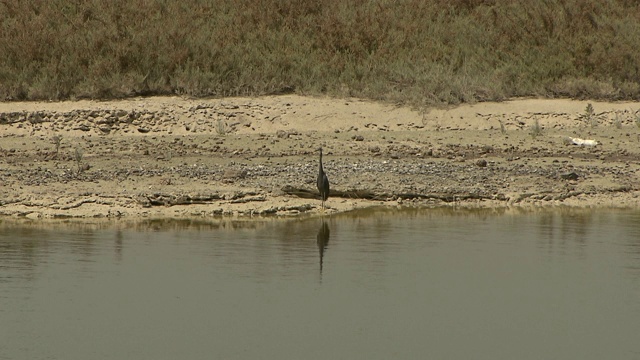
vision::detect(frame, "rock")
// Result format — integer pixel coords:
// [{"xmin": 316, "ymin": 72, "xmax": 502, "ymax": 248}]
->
[
  {"xmin": 26, "ymin": 212, "xmax": 42, "ymax": 219},
  {"xmin": 480, "ymin": 145, "xmax": 494, "ymax": 154},
  {"xmin": 276, "ymin": 129, "xmax": 299, "ymax": 138},
  {"xmin": 74, "ymin": 123, "xmax": 91, "ymax": 131},
  {"xmin": 222, "ymin": 169, "xmax": 248, "ymax": 180},
  {"xmin": 560, "ymin": 172, "xmax": 579, "ymax": 180},
  {"xmin": 475, "ymin": 159, "xmax": 488, "ymax": 167},
  {"xmin": 98, "ymin": 124, "xmax": 111, "ymax": 133}
]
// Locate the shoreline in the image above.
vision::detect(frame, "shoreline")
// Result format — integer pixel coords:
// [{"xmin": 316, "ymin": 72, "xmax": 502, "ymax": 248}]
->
[{"xmin": 1, "ymin": 95, "xmax": 639, "ymax": 220}]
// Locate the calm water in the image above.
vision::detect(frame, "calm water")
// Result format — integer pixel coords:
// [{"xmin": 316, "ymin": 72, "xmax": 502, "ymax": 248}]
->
[{"xmin": 1, "ymin": 208, "xmax": 640, "ymax": 360}]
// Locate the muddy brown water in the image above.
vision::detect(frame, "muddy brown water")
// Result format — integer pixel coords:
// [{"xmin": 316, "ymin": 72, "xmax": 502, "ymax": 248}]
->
[{"xmin": 1, "ymin": 208, "xmax": 640, "ymax": 360}]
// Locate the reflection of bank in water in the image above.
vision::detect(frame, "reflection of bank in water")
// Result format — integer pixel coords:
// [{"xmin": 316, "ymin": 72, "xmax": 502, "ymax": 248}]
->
[{"xmin": 317, "ymin": 221, "xmax": 330, "ymax": 275}]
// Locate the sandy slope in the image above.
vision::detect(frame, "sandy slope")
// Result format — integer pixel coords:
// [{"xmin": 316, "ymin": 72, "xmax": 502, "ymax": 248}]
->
[{"xmin": 1, "ymin": 95, "xmax": 639, "ymax": 219}]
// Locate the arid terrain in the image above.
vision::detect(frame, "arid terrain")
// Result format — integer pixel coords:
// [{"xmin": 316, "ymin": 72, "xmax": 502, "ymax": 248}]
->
[{"xmin": 1, "ymin": 95, "xmax": 639, "ymax": 219}]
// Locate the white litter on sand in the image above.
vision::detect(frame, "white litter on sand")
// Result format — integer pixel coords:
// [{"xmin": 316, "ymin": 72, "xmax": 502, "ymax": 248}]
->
[{"xmin": 569, "ymin": 137, "xmax": 599, "ymax": 146}]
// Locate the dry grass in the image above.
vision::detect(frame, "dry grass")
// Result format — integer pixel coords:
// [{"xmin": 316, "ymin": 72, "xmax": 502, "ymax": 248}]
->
[{"xmin": 1, "ymin": 0, "xmax": 640, "ymax": 106}]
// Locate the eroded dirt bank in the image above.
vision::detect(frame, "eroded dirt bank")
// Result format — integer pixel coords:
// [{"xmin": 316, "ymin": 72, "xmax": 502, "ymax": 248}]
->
[{"xmin": 1, "ymin": 95, "xmax": 639, "ymax": 219}]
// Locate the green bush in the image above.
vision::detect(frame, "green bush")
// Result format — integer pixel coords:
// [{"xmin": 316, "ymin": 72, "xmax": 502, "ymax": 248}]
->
[{"xmin": 1, "ymin": 0, "xmax": 639, "ymax": 106}]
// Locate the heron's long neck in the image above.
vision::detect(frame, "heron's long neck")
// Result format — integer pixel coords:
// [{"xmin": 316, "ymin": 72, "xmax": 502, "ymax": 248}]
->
[{"xmin": 319, "ymin": 152, "xmax": 323, "ymax": 173}]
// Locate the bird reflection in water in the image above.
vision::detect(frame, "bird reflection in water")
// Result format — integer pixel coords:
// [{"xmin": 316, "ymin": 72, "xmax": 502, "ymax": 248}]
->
[{"xmin": 316, "ymin": 220, "xmax": 330, "ymax": 278}]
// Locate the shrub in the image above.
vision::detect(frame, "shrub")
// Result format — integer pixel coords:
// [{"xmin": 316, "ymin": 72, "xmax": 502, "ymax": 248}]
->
[{"xmin": 1, "ymin": 0, "xmax": 639, "ymax": 106}]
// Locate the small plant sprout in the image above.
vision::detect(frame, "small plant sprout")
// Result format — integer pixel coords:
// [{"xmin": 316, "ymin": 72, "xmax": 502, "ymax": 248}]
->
[
  {"xmin": 530, "ymin": 118, "xmax": 542, "ymax": 138},
  {"xmin": 585, "ymin": 103, "xmax": 597, "ymax": 127},
  {"xmin": 51, "ymin": 134, "xmax": 62, "ymax": 157},
  {"xmin": 74, "ymin": 147, "xmax": 84, "ymax": 175},
  {"xmin": 585, "ymin": 103, "xmax": 594, "ymax": 116},
  {"xmin": 614, "ymin": 112, "xmax": 622, "ymax": 129},
  {"xmin": 421, "ymin": 108, "xmax": 431, "ymax": 127},
  {"xmin": 216, "ymin": 119, "xmax": 228, "ymax": 136}
]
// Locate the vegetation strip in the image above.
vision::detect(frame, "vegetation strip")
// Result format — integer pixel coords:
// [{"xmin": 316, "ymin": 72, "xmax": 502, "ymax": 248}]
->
[{"xmin": 2, "ymin": 0, "xmax": 640, "ymax": 105}]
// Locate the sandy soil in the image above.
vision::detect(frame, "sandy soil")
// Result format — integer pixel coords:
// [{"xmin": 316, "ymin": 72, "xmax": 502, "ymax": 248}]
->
[{"xmin": 1, "ymin": 95, "xmax": 639, "ymax": 219}]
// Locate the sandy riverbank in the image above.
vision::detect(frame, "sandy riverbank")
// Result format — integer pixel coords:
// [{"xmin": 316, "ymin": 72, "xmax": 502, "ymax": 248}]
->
[{"xmin": 1, "ymin": 95, "xmax": 639, "ymax": 219}]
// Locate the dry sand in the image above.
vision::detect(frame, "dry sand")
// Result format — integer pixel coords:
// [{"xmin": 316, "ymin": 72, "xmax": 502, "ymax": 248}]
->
[{"xmin": 1, "ymin": 95, "xmax": 639, "ymax": 219}]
